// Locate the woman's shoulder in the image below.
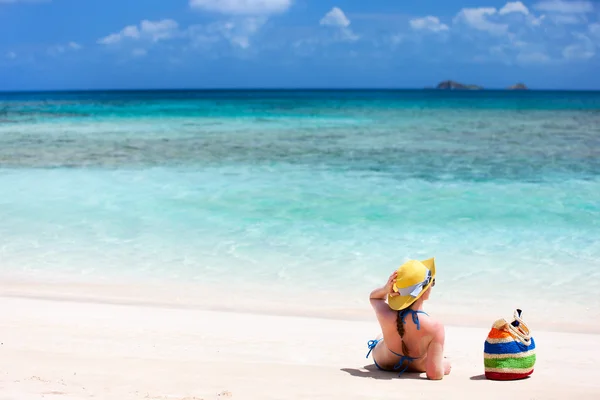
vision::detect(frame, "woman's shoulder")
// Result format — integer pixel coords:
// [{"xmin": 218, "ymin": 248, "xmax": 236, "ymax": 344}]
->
[{"xmin": 419, "ymin": 313, "xmax": 446, "ymax": 336}]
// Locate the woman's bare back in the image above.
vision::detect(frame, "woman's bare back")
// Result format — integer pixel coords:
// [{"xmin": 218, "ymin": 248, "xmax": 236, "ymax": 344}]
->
[
  {"xmin": 368, "ymin": 267, "xmax": 450, "ymax": 379},
  {"xmin": 371, "ymin": 305, "xmax": 444, "ymax": 374}
]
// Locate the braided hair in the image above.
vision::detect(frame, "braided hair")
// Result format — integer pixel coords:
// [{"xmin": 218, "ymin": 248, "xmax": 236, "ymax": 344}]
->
[{"xmin": 396, "ymin": 309, "xmax": 411, "ymax": 356}]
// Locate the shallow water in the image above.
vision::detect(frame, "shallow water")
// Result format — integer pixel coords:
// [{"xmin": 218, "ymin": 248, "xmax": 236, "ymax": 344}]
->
[{"xmin": 1, "ymin": 90, "xmax": 599, "ymax": 314}]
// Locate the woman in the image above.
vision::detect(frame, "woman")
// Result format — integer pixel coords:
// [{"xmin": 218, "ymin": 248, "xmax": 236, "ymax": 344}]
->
[{"xmin": 366, "ymin": 258, "xmax": 451, "ymax": 379}]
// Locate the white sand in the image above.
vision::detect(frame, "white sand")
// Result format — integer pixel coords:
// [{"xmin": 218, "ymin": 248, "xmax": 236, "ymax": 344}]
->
[{"xmin": 1, "ymin": 283, "xmax": 599, "ymax": 400}]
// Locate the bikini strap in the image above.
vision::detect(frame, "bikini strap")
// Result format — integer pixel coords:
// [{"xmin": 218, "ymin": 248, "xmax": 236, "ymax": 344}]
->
[
  {"xmin": 393, "ymin": 355, "xmax": 417, "ymax": 376},
  {"xmin": 398, "ymin": 309, "xmax": 429, "ymax": 331},
  {"xmin": 365, "ymin": 339, "xmax": 380, "ymax": 359}
]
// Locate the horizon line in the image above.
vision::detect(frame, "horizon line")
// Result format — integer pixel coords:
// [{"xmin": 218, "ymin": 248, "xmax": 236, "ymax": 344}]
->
[{"xmin": 2, "ymin": 87, "xmax": 600, "ymax": 93}]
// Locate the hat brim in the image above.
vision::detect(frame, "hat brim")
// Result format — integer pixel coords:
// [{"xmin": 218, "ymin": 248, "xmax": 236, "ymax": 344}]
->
[{"xmin": 387, "ymin": 258, "xmax": 436, "ymax": 311}]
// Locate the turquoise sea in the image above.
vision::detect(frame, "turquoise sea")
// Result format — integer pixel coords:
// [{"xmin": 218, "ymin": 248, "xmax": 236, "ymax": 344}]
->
[{"xmin": 1, "ymin": 90, "xmax": 599, "ymax": 318}]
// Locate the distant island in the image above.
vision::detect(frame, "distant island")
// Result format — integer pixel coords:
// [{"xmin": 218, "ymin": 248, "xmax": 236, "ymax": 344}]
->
[
  {"xmin": 430, "ymin": 80, "xmax": 529, "ymax": 90},
  {"xmin": 435, "ymin": 80, "xmax": 483, "ymax": 90},
  {"xmin": 507, "ymin": 83, "xmax": 528, "ymax": 90}
]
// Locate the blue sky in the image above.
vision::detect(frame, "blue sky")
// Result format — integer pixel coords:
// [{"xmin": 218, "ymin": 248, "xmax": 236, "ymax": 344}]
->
[{"xmin": 1, "ymin": 0, "xmax": 600, "ymax": 90}]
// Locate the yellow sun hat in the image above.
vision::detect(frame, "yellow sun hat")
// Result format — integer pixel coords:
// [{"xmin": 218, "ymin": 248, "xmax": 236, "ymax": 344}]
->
[{"xmin": 387, "ymin": 258, "xmax": 436, "ymax": 311}]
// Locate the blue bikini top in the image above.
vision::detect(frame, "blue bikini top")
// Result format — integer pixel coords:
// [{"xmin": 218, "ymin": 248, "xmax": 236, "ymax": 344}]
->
[{"xmin": 391, "ymin": 309, "xmax": 429, "ymax": 375}]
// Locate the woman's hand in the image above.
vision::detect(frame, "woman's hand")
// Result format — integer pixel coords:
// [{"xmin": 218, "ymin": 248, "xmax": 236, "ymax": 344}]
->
[
  {"xmin": 386, "ymin": 271, "xmax": 400, "ymax": 298},
  {"xmin": 369, "ymin": 270, "xmax": 399, "ymax": 300}
]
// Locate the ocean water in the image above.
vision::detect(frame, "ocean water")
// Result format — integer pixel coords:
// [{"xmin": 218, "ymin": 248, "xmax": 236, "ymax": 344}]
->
[{"xmin": 1, "ymin": 90, "xmax": 599, "ymax": 319}]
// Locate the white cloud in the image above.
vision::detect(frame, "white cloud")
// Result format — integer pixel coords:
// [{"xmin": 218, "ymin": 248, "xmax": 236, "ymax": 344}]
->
[
  {"xmin": 190, "ymin": 0, "xmax": 291, "ymax": 15},
  {"xmin": 48, "ymin": 41, "xmax": 82, "ymax": 55},
  {"xmin": 140, "ymin": 20, "xmax": 179, "ymax": 42},
  {"xmin": 533, "ymin": 0, "xmax": 594, "ymax": 14},
  {"xmin": 410, "ymin": 16, "xmax": 449, "ymax": 32},
  {"xmin": 499, "ymin": 2, "xmax": 529, "ymax": 16},
  {"xmin": 6, "ymin": 51, "xmax": 16, "ymax": 59},
  {"xmin": 320, "ymin": 7, "xmax": 350, "ymax": 28},
  {"xmin": 530, "ymin": 14, "xmax": 546, "ymax": 26},
  {"xmin": 216, "ymin": 17, "xmax": 265, "ymax": 48},
  {"xmin": 455, "ymin": 3, "xmax": 539, "ymax": 32},
  {"xmin": 98, "ymin": 19, "xmax": 179, "ymax": 45},
  {"xmin": 319, "ymin": 7, "xmax": 359, "ymax": 42},
  {"xmin": 188, "ymin": 17, "xmax": 266, "ymax": 49},
  {"xmin": 98, "ymin": 26, "xmax": 140, "ymax": 45},
  {"xmin": 187, "ymin": 1, "xmax": 288, "ymax": 50},
  {"xmin": 563, "ymin": 43, "xmax": 594, "ymax": 59},
  {"xmin": 590, "ymin": 22, "xmax": 600, "ymax": 36},
  {"xmin": 454, "ymin": 7, "xmax": 508, "ymax": 34},
  {"xmin": 563, "ymin": 33, "xmax": 595, "ymax": 59},
  {"xmin": 121, "ymin": 26, "xmax": 141, "ymax": 39}
]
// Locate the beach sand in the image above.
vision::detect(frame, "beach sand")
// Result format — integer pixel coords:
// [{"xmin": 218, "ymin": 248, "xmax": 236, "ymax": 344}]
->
[{"xmin": 1, "ymin": 281, "xmax": 599, "ymax": 400}]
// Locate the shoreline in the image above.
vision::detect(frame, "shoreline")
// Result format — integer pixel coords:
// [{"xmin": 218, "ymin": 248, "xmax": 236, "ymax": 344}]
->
[{"xmin": 2, "ymin": 275, "xmax": 599, "ymax": 335}]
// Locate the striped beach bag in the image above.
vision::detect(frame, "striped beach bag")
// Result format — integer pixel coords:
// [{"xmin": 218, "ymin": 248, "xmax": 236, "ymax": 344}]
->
[{"xmin": 484, "ymin": 309, "xmax": 536, "ymax": 380}]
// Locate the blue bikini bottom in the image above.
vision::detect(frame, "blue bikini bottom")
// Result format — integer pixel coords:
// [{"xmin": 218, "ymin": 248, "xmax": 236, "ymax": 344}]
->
[{"xmin": 365, "ymin": 338, "xmax": 419, "ymax": 375}]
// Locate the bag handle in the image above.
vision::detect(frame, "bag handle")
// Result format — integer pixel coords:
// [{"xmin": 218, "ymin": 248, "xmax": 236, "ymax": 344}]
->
[{"xmin": 504, "ymin": 309, "xmax": 532, "ymax": 346}]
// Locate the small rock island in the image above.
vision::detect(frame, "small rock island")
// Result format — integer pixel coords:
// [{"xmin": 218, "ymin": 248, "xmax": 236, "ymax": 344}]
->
[
  {"xmin": 507, "ymin": 83, "xmax": 528, "ymax": 90},
  {"xmin": 435, "ymin": 80, "xmax": 483, "ymax": 90},
  {"xmin": 430, "ymin": 81, "xmax": 529, "ymax": 90}
]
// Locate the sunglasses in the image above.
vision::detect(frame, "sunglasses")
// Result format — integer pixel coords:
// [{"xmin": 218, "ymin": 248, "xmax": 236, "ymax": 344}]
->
[{"xmin": 423, "ymin": 271, "xmax": 436, "ymax": 288}]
